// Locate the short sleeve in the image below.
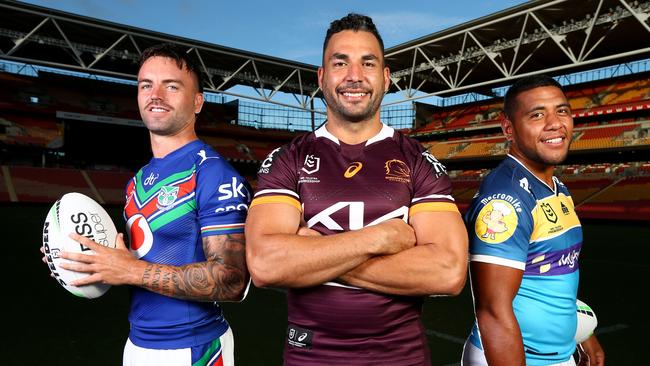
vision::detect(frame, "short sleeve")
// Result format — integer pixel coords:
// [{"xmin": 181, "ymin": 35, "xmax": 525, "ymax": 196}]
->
[
  {"xmin": 195, "ymin": 158, "xmax": 250, "ymax": 237},
  {"xmin": 466, "ymin": 181, "xmax": 534, "ymax": 270},
  {"xmin": 250, "ymin": 144, "xmax": 301, "ymax": 211},
  {"xmin": 409, "ymin": 146, "xmax": 459, "ymax": 217}
]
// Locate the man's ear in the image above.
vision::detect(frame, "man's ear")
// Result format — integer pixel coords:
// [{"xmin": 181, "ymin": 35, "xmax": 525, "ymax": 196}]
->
[
  {"xmin": 194, "ymin": 92, "xmax": 204, "ymax": 114},
  {"xmin": 501, "ymin": 115, "xmax": 513, "ymax": 142},
  {"xmin": 317, "ymin": 67, "xmax": 324, "ymax": 90}
]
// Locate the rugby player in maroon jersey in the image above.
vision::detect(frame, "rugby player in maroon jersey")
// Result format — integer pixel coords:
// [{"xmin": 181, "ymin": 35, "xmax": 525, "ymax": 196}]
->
[{"xmin": 246, "ymin": 14, "xmax": 468, "ymax": 365}]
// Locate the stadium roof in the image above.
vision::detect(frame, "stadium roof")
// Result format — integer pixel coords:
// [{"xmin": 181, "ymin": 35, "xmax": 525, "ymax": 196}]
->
[
  {"xmin": 0, "ymin": 0, "xmax": 321, "ymax": 110},
  {"xmin": 2, "ymin": 0, "xmax": 650, "ymax": 111},
  {"xmin": 384, "ymin": 0, "xmax": 650, "ymax": 104}
]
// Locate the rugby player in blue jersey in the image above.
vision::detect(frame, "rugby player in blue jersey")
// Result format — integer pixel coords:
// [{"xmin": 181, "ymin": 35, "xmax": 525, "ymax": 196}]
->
[
  {"xmin": 461, "ymin": 75, "xmax": 605, "ymax": 366},
  {"xmin": 246, "ymin": 14, "xmax": 468, "ymax": 365},
  {"xmin": 54, "ymin": 44, "xmax": 250, "ymax": 366}
]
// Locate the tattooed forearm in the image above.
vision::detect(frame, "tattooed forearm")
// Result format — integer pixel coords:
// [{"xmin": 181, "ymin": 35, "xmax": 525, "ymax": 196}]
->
[{"xmin": 139, "ymin": 233, "xmax": 248, "ymax": 302}]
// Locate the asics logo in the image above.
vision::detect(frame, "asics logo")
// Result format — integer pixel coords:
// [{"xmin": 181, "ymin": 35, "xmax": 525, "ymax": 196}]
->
[{"xmin": 344, "ymin": 162, "xmax": 363, "ymax": 178}]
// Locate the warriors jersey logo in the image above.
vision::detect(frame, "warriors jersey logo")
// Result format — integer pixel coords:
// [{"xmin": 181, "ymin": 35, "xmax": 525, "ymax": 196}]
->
[
  {"xmin": 384, "ymin": 159, "xmax": 410, "ymax": 183},
  {"xmin": 344, "ymin": 162, "xmax": 363, "ymax": 178},
  {"xmin": 157, "ymin": 185, "xmax": 179, "ymax": 209},
  {"xmin": 475, "ymin": 199, "xmax": 518, "ymax": 244}
]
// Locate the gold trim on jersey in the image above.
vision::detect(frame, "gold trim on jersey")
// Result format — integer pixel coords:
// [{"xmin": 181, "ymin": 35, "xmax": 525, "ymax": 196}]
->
[
  {"xmin": 250, "ymin": 195, "xmax": 302, "ymax": 212},
  {"xmin": 409, "ymin": 202, "xmax": 459, "ymax": 216},
  {"xmin": 530, "ymin": 193, "xmax": 581, "ymax": 243}
]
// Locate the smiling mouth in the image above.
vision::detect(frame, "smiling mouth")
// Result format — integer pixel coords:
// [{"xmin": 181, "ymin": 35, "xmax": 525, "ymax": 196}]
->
[
  {"xmin": 147, "ymin": 103, "xmax": 171, "ymax": 113},
  {"xmin": 542, "ymin": 137, "xmax": 564, "ymax": 144},
  {"xmin": 342, "ymin": 92, "xmax": 367, "ymax": 97}
]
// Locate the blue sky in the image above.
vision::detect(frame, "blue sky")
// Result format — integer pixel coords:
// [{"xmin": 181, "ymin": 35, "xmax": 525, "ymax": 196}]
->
[{"xmin": 22, "ymin": 0, "xmax": 526, "ymax": 65}]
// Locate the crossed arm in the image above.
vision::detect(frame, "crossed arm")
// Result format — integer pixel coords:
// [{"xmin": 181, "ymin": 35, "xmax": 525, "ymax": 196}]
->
[
  {"xmin": 57, "ymin": 232, "xmax": 249, "ymax": 302},
  {"xmin": 245, "ymin": 202, "xmax": 467, "ymax": 296}
]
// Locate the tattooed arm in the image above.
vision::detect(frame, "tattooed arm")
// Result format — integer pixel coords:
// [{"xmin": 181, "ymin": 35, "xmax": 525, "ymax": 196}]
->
[{"xmin": 59, "ymin": 232, "xmax": 249, "ymax": 302}]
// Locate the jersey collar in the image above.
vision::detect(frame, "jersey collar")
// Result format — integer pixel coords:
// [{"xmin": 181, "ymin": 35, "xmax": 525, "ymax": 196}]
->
[
  {"xmin": 314, "ymin": 123, "xmax": 394, "ymax": 146},
  {"xmin": 506, "ymin": 154, "xmax": 558, "ymax": 194}
]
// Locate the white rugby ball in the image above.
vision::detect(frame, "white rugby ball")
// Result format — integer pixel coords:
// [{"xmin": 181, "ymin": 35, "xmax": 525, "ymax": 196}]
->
[
  {"xmin": 575, "ymin": 299, "xmax": 598, "ymax": 343},
  {"xmin": 42, "ymin": 192, "xmax": 118, "ymax": 299}
]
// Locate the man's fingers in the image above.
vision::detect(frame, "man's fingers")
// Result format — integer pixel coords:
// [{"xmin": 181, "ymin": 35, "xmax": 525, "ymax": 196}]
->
[
  {"xmin": 59, "ymin": 259, "xmax": 93, "ymax": 272},
  {"xmin": 68, "ymin": 232, "xmax": 101, "ymax": 250},
  {"xmin": 70, "ymin": 274, "xmax": 102, "ymax": 287},
  {"xmin": 115, "ymin": 233, "xmax": 127, "ymax": 250}
]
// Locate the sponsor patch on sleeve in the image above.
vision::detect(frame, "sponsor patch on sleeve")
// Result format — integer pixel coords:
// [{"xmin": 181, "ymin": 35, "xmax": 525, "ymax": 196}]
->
[{"xmin": 474, "ymin": 199, "xmax": 518, "ymax": 244}]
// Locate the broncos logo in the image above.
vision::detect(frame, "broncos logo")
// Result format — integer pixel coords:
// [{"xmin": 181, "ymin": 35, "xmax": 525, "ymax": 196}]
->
[{"xmin": 384, "ymin": 159, "xmax": 411, "ymax": 183}]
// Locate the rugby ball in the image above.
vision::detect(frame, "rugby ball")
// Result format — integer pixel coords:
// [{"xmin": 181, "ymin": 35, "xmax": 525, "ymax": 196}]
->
[
  {"xmin": 42, "ymin": 192, "xmax": 118, "ymax": 299},
  {"xmin": 575, "ymin": 299, "xmax": 598, "ymax": 343}
]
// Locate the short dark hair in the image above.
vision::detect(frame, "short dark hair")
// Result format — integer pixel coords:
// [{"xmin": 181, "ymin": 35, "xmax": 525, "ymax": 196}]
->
[
  {"xmin": 323, "ymin": 13, "xmax": 384, "ymax": 60},
  {"xmin": 503, "ymin": 75, "xmax": 564, "ymax": 120},
  {"xmin": 139, "ymin": 43, "xmax": 204, "ymax": 93}
]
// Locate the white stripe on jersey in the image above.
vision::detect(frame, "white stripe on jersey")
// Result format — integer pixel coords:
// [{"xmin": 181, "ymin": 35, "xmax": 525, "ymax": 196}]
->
[
  {"xmin": 254, "ymin": 189, "xmax": 300, "ymax": 198},
  {"xmin": 323, "ymin": 281, "xmax": 362, "ymax": 290},
  {"xmin": 470, "ymin": 254, "xmax": 526, "ymax": 270},
  {"xmin": 411, "ymin": 194, "xmax": 455, "ymax": 203}
]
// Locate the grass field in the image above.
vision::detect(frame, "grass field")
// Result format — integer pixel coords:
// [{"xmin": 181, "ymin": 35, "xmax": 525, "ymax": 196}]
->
[{"xmin": 4, "ymin": 204, "xmax": 648, "ymax": 365}]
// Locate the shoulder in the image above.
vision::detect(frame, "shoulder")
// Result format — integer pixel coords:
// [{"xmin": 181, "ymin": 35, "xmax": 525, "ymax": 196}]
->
[
  {"xmin": 469, "ymin": 158, "xmax": 537, "ymax": 217},
  {"xmin": 258, "ymin": 132, "xmax": 316, "ymax": 173},
  {"xmin": 189, "ymin": 142, "xmax": 245, "ymax": 180},
  {"xmin": 481, "ymin": 159, "xmax": 534, "ymax": 197}
]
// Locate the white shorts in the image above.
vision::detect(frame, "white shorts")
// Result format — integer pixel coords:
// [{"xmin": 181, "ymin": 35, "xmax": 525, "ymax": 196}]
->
[
  {"xmin": 461, "ymin": 338, "xmax": 576, "ymax": 366},
  {"xmin": 123, "ymin": 327, "xmax": 234, "ymax": 366}
]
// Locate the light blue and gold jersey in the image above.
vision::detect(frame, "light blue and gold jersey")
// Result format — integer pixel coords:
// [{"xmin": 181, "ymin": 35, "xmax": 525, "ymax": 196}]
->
[{"xmin": 466, "ymin": 155, "xmax": 581, "ymax": 365}]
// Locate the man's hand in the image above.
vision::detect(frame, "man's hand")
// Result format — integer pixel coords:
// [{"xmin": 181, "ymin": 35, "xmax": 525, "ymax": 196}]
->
[
  {"xmin": 369, "ymin": 219, "xmax": 416, "ymax": 255},
  {"xmin": 57, "ymin": 232, "xmax": 142, "ymax": 287},
  {"xmin": 298, "ymin": 219, "xmax": 416, "ymax": 256},
  {"xmin": 577, "ymin": 335, "xmax": 605, "ymax": 366}
]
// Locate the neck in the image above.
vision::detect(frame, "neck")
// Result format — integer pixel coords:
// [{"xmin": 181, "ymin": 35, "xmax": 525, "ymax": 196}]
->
[
  {"xmin": 150, "ymin": 128, "xmax": 198, "ymax": 158},
  {"xmin": 325, "ymin": 114, "xmax": 383, "ymax": 145},
  {"xmin": 509, "ymin": 152, "xmax": 555, "ymax": 187}
]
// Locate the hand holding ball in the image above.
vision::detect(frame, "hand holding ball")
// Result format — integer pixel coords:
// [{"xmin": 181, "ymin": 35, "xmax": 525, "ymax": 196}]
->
[{"xmin": 42, "ymin": 193, "xmax": 118, "ymax": 299}]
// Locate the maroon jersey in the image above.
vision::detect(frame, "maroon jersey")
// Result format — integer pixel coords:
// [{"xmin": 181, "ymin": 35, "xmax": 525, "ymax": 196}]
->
[{"xmin": 252, "ymin": 124, "xmax": 458, "ymax": 365}]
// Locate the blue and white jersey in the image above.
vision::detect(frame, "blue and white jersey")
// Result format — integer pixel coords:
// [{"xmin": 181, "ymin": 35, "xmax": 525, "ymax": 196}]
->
[
  {"xmin": 466, "ymin": 155, "xmax": 581, "ymax": 365},
  {"xmin": 124, "ymin": 140, "xmax": 250, "ymax": 349}
]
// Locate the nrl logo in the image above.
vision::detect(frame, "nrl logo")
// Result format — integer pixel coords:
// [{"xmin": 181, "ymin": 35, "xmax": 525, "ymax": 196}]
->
[
  {"xmin": 157, "ymin": 185, "xmax": 179, "ymax": 209},
  {"xmin": 301, "ymin": 154, "xmax": 320, "ymax": 174}
]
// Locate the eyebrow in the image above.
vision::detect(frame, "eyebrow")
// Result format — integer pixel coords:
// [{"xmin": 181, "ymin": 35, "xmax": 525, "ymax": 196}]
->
[
  {"xmin": 137, "ymin": 78, "xmax": 184, "ymax": 85},
  {"xmin": 524, "ymin": 102, "xmax": 571, "ymax": 114},
  {"xmin": 329, "ymin": 53, "xmax": 380, "ymax": 62}
]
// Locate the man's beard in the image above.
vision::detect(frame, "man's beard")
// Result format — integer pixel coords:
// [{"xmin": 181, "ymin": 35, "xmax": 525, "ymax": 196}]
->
[{"xmin": 322, "ymin": 83, "xmax": 382, "ymax": 123}]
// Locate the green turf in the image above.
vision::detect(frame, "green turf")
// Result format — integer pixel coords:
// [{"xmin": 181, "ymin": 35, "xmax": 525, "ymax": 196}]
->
[{"xmin": 5, "ymin": 204, "xmax": 648, "ymax": 365}]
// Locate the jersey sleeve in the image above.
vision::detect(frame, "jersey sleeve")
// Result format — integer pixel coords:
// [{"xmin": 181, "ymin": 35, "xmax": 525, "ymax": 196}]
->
[
  {"xmin": 250, "ymin": 144, "xmax": 301, "ymax": 212},
  {"xmin": 465, "ymin": 173, "xmax": 534, "ymax": 270},
  {"xmin": 195, "ymin": 158, "xmax": 250, "ymax": 237},
  {"xmin": 408, "ymin": 143, "xmax": 459, "ymax": 217}
]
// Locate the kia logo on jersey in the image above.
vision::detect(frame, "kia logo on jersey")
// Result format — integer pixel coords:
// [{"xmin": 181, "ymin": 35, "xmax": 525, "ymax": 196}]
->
[{"xmin": 307, "ymin": 202, "xmax": 408, "ymax": 231}]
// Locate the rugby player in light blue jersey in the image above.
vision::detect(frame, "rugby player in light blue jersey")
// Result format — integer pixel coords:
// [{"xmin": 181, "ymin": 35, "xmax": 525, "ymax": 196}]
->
[
  {"xmin": 461, "ymin": 75, "xmax": 604, "ymax": 366},
  {"xmin": 55, "ymin": 44, "xmax": 250, "ymax": 366}
]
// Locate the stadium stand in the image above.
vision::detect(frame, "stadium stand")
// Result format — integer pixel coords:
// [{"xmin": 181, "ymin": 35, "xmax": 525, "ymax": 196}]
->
[
  {"xmin": 85, "ymin": 170, "xmax": 134, "ymax": 205},
  {"xmin": 9, "ymin": 166, "xmax": 95, "ymax": 203},
  {"xmin": 414, "ymin": 72, "xmax": 650, "ymax": 134},
  {"xmin": 574, "ymin": 176, "xmax": 650, "ymax": 220}
]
